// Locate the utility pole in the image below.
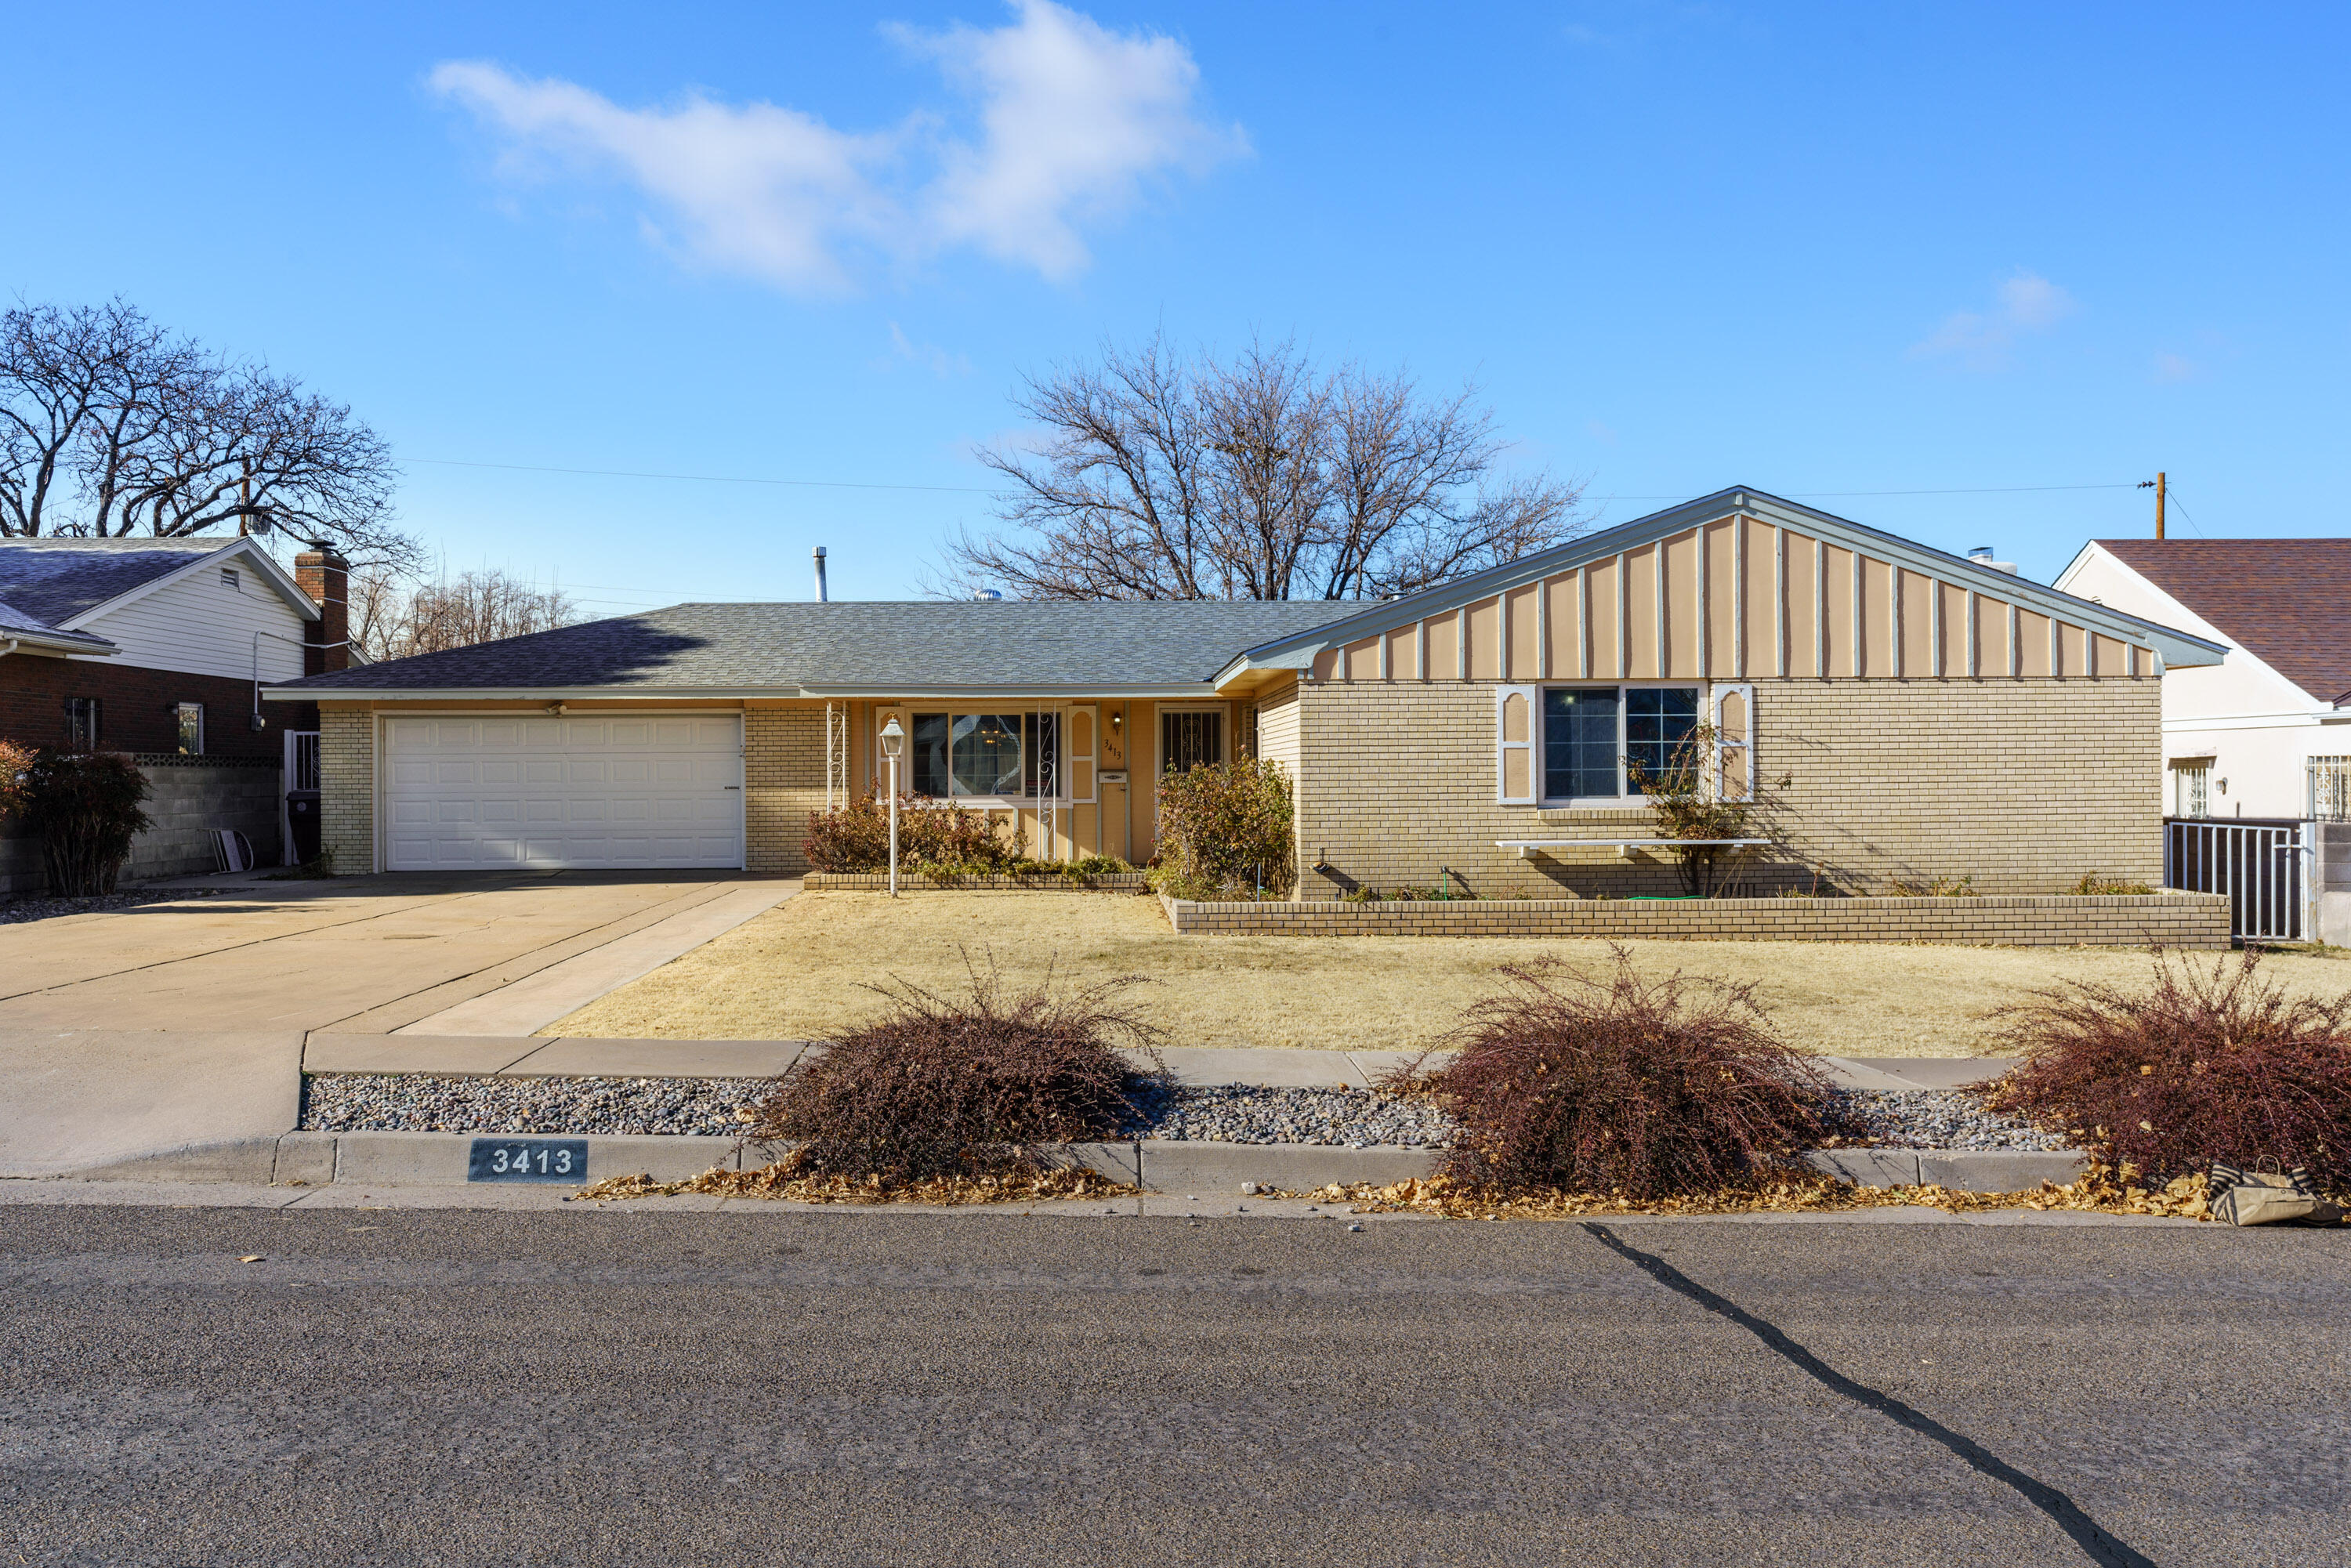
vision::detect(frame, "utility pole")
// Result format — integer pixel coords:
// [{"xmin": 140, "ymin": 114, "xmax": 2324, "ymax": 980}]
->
[{"xmin": 2138, "ymin": 471, "xmax": 2167, "ymax": 539}]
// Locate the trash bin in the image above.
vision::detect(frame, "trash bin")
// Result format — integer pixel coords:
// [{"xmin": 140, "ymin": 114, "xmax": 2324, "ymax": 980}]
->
[{"xmin": 285, "ymin": 789, "xmax": 321, "ymax": 865}]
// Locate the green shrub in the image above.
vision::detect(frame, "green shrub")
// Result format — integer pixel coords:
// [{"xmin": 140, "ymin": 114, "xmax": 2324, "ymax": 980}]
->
[
  {"xmin": 23, "ymin": 748, "xmax": 152, "ymax": 896},
  {"xmin": 749, "ymin": 961, "xmax": 1165, "ymax": 1179},
  {"xmin": 1151, "ymin": 758, "xmax": 1294, "ymax": 899},
  {"xmin": 802, "ymin": 789, "xmax": 1018, "ymax": 873},
  {"xmin": 1393, "ymin": 954, "xmax": 1830, "ymax": 1197}
]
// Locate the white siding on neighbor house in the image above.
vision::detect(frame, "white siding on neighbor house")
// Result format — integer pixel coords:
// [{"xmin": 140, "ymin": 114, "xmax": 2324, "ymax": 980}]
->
[
  {"xmin": 69, "ymin": 557, "xmax": 310, "ymax": 683},
  {"xmin": 2057, "ymin": 543, "xmax": 2351, "ymax": 820}
]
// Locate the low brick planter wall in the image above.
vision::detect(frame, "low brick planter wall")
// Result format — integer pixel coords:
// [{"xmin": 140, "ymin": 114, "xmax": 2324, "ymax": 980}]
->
[
  {"xmin": 807, "ymin": 871, "xmax": 1150, "ymax": 893},
  {"xmin": 1161, "ymin": 889, "xmax": 2232, "ymax": 947}
]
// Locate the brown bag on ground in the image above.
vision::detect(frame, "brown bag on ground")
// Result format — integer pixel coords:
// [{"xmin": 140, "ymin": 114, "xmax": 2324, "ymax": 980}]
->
[{"xmin": 2208, "ymin": 1164, "xmax": 2344, "ymax": 1226}]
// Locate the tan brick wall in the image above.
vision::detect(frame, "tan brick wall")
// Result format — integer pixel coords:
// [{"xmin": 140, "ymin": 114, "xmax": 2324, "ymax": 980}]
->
[
  {"xmin": 318, "ymin": 704, "xmax": 375, "ymax": 874},
  {"xmin": 1163, "ymin": 890, "xmax": 2230, "ymax": 948},
  {"xmin": 746, "ymin": 704, "xmax": 824, "ymax": 875},
  {"xmin": 1291, "ymin": 678, "xmax": 2163, "ymax": 900}
]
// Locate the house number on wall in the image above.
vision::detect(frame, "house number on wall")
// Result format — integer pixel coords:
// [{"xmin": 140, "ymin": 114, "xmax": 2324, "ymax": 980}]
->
[{"xmin": 468, "ymin": 1138, "xmax": 589, "ymax": 1183}]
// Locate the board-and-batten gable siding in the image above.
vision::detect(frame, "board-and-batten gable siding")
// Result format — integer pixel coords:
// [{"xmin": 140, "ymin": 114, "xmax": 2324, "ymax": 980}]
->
[
  {"xmin": 1309, "ymin": 515, "xmax": 2155, "ymax": 685},
  {"xmin": 71, "ymin": 565, "xmax": 308, "ymax": 683}
]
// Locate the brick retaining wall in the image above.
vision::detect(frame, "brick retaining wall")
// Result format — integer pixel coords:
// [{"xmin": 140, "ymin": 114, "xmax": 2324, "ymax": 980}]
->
[
  {"xmin": 808, "ymin": 871, "xmax": 1151, "ymax": 893},
  {"xmin": 1161, "ymin": 889, "xmax": 2231, "ymax": 947}
]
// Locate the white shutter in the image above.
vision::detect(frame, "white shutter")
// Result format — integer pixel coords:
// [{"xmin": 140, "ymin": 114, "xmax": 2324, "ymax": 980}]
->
[
  {"xmin": 1712, "ymin": 683, "xmax": 1755, "ymax": 802},
  {"xmin": 1495, "ymin": 685, "xmax": 1537, "ymax": 805}
]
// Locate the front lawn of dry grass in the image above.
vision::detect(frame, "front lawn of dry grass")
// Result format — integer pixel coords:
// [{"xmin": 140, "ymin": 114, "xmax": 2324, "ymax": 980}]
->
[{"xmin": 548, "ymin": 890, "xmax": 2351, "ymax": 1058}]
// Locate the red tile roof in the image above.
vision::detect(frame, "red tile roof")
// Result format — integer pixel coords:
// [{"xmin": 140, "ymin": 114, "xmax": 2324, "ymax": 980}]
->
[{"xmin": 2100, "ymin": 539, "xmax": 2351, "ymax": 704}]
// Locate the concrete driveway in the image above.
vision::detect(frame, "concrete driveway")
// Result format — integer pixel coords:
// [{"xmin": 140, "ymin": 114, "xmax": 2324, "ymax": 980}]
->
[
  {"xmin": 0, "ymin": 872, "xmax": 794, "ymax": 1178},
  {"xmin": 0, "ymin": 871, "xmax": 790, "ymax": 1034}
]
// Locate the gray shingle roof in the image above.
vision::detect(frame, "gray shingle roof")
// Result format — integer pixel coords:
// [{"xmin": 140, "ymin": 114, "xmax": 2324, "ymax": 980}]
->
[
  {"xmin": 277, "ymin": 599, "xmax": 1362, "ymax": 693},
  {"xmin": 0, "ymin": 592, "xmax": 115, "ymax": 651},
  {"xmin": 0, "ymin": 537, "xmax": 232, "ymax": 626}
]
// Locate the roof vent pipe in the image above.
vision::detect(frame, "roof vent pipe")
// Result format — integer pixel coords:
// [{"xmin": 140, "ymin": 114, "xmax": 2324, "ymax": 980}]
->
[
  {"xmin": 813, "ymin": 545, "xmax": 828, "ymax": 603},
  {"xmin": 1967, "ymin": 545, "xmax": 2019, "ymax": 575}
]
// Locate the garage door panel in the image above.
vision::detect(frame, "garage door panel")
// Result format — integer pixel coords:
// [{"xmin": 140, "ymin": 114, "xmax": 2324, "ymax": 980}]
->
[{"xmin": 383, "ymin": 714, "xmax": 742, "ymax": 871}]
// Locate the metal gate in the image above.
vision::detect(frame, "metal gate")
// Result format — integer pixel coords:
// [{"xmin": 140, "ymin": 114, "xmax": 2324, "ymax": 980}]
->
[{"xmin": 2163, "ymin": 817, "xmax": 2306, "ymax": 941}]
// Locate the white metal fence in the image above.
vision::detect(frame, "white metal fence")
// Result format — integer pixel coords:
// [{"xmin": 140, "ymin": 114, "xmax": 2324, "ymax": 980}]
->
[{"xmin": 2164, "ymin": 817, "xmax": 2306, "ymax": 941}]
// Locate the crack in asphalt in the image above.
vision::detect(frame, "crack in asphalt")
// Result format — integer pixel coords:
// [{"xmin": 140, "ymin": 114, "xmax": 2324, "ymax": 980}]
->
[{"xmin": 1579, "ymin": 1222, "xmax": 2157, "ymax": 1568}]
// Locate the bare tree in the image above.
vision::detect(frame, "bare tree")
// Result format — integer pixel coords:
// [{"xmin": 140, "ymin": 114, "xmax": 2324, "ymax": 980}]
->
[
  {"xmin": 353, "ymin": 568, "xmax": 581, "ymax": 662},
  {"xmin": 948, "ymin": 333, "xmax": 1582, "ymax": 600},
  {"xmin": 0, "ymin": 299, "xmax": 414, "ymax": 569}
]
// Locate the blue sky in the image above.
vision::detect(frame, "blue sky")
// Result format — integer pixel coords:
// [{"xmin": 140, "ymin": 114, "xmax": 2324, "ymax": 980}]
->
[{"xmin": 6, "ymin": 2, "xmax": 2343, "ymax": 615}]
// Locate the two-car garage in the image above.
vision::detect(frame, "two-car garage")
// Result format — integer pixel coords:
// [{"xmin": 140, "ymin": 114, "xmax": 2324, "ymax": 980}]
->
[{"xmin": 382, "ymin": 713, "xmax": 744, "ymax": 871}]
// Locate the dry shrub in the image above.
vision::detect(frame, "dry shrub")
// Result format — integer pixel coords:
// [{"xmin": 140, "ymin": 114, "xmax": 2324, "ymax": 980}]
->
[
  {"xmin": 802, "ymin": 789, "xmax": 1016, "ymax": 874},
  {"xmin": 1987, "ymin": 950, "xmax": 2351, "ymax": 1185},
  {"xmin": 748, "ymin": 959, "xmax": 1162, "ymax": 1179},
  {"xmin": 0, "ymin": 738, "xmax": 32, "ymax": 819},
  {"xmin": 21, "ymin": 748, "xmax": 152, "ymax": 896},
  {"xmin": 1152, "ymin": 758, "xmax": 1294, "ymax": 899},
  {"xmin": 1396, "ymin": 954, "xmax": 1829, "ymax": 1197}
]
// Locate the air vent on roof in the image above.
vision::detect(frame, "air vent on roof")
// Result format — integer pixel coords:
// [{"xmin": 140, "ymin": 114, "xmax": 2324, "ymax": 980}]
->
[
  {"xmin": 1966, "ymin": 547, "xmax": 2017, "ymax": 576},
  {"xmin": 973, "ymin": 588, "xmax": 1003, "ymax": 602}
]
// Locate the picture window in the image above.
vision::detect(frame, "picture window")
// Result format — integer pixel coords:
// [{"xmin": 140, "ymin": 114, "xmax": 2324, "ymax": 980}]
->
[{"xmin": 1540, "ymin": 685, "xmax": 1699, "ymax": 801}]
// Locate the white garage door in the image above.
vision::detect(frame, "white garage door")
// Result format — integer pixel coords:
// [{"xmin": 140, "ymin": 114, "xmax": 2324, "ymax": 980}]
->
[{"xmin": 383, "ymin": 714, "xmax": 743, "ymax": 871}]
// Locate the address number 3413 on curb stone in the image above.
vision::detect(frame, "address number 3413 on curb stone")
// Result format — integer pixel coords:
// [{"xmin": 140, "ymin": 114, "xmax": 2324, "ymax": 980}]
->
[{"xmin": 468, "ymin": 1138, "xmax": 589, "ymax": 1184}]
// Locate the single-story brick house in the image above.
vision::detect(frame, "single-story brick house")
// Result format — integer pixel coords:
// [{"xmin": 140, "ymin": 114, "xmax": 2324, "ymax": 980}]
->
[{"xmin": 267, "ymin": 487, "xmax": 2223, "ymax": 896}]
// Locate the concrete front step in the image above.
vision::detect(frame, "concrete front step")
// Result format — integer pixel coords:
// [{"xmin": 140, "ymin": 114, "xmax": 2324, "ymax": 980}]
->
[{"xmin": 58, "ymin": 1132, "xmax": 2084, "ymax": 1196}]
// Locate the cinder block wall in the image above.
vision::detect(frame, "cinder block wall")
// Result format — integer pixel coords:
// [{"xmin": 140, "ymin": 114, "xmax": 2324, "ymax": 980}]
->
[
  {"xmin": 745, "ymin": 705, "xmax": 824, "ymax": 875},
  {"xmin": 125, "ymin": 757, "xmax": 284, "ymax": 879},
  {"xmin": 1292, "ymin": 678, "xmax": 2163, "ymax": 899},
  {"xmin": 318, "ymin": 706, "xmax": 375, "ymax": 873}
]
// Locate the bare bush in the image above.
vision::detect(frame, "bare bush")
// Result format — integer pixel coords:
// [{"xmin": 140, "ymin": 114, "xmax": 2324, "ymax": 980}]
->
[
  {"xmin": 750, "ymin": 961, "xmax": 1164, "ymax": 1179},
  {"xmin": 1987, "ymin": 950, "xmax": 2351, "ymax": 1185},
  {"xmin": 1394, "ymin": 954, "xmax": 1829, "ymax": 1197},
  {"xmin": 949, "ymin": 331, "xmax": 1582, "ymax": 601},
  {"xmin": 801, "ymin": 790, "xmax": 1019, "ymax": 874}
]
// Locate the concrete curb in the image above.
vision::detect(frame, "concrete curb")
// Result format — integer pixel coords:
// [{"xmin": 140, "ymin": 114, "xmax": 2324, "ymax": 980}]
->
[{"xmin": 54, "ymin": 1132, "xmax": 2085, "ymax": 1197}]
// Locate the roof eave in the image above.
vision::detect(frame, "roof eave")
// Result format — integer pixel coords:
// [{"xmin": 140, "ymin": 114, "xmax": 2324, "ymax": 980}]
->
[
  {"xmin": 265, "ymin": 680, "xmax": 1237, "ymax": 702},
  {"xmin": 2, "ymin": 630, "xmax": 118, "ymax": 657}
]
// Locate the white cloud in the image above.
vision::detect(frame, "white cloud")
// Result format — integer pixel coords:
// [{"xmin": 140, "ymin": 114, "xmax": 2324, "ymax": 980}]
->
[
  {"xmin": 2152, "ymin": 351, "xmax": 2197, "ymax": 385},
  {"xmin": 1910, "ymin": 270, "xmax": 2077, "ymax": 370},
  {"xmin": 429, "ymin": 2, "xmax": 1242, "ymax": 294}
]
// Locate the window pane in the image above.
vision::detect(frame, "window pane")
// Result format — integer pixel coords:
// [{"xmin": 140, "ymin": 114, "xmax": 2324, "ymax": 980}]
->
[
  {"xmin": 1161, "ymin": 711, "xmax": 1222, "ymax": 773},
  {"xmin": 910, "ymin": 714, "xmax": 951, "ymax": 798},
  {"xmin": 952, "ymin": 714, "xmax": 1024, "ymax": 796},
  {"xmin": 1543, "ymin": 688, "xmax": 1619, "ymax": 798},
  {"xmin": 1625, "ymin": 687, "xmax": 1701, "ymax": 789},
  {"xmin": 177, "ymin": 704, "xmax": 203, "ymax": 755}
]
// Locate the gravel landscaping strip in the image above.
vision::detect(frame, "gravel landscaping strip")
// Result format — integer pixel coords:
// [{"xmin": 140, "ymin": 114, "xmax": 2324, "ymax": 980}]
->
[
  {"xmin": 1122, "ymin": 1083, "xmax": 1455, "ymax": 1148},
  {"xmin": 0, "ymin": 887, "xmax": 234, "ymax": 925},
  {"xmin": 299, "ymin": 1074, "xmax": 2071, "ymax": 1154},
  {"xmin": 302, "ymin": 1074, "xmax": 765, "ymax": 1137},
  {"xmin": 1823, "ymin": 1087, "xmax": 2069, "ymax": 1152}
]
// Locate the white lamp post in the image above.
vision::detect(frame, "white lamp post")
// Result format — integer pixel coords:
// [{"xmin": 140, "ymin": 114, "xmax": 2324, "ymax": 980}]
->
[{"xmin": 878, "ymin": 716, "xmax": 904, "ymax": 898}]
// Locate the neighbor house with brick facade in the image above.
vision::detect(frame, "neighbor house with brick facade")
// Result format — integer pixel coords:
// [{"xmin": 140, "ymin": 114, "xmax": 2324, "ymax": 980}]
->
[
  {"xmin": 2, "ymin": 534, "xmax": 352, "ymax": 890},
  {"xmin": 266, "ymin": 488, "xmax": 2224, "ymax": 900}
]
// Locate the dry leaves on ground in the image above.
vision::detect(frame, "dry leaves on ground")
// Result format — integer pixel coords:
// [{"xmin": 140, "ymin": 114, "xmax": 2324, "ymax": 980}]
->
[
  {"xmin": 1318, "ymin": 1164, "xmax": 2229, "ymax": 1221},
  {"xmin": 573, "ymin": 1161, "xmax": 1137, "ymax": 1206}
]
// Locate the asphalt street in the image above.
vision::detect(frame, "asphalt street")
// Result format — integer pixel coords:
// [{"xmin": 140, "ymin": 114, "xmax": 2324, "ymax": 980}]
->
[{"xmin": 2, "ymin": 1206, "xmax": 2344, "ymax": 1566}]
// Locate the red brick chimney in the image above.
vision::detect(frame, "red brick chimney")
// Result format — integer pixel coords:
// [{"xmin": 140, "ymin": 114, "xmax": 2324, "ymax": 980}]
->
[{"xmin": 295, "ymin": 542, "xmax": 350, "ymax": 675}]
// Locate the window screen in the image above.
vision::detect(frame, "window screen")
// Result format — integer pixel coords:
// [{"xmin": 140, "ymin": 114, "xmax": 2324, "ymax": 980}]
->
[
  {"xmin": 63, "ymin": 697, "xmax": 100, "ymax": 749},
  {"xmin": 176, "ymin": 703, "xmax": 204, "ymax": 755},
  {"xmin": 1542, "ymin": 689, "xmax": 1619, "ymax": 798},
  {"xmin": 1161, "ymin": 710, "xmax": 1223, "ymax": 774}
]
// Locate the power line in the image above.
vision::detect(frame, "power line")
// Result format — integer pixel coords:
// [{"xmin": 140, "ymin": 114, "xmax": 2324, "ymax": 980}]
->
[{"xmin": 403, "ymin": 454, "xmax": 2142, "ymax": 505}]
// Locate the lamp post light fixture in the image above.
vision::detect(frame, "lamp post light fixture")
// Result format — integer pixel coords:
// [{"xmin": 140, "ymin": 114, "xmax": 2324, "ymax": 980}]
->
[{"xmin": 878, "ymin": 716, "xmax": 904, "ymax": 897}]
